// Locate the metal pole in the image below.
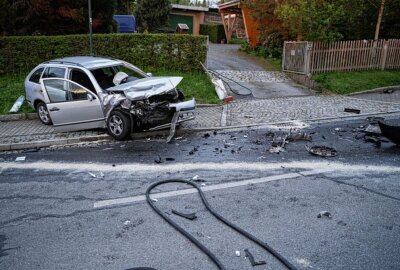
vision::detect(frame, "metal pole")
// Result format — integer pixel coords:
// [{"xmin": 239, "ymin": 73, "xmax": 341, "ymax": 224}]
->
[{"xmin": 88, "ymin": 0, "xmax": 93, "ymax": 55}]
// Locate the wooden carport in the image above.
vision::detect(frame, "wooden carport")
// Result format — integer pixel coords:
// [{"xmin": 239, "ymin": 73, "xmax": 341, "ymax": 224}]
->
[{"xmin": 218, "ymin": 0, "xmax": 260, "ymax": 47}]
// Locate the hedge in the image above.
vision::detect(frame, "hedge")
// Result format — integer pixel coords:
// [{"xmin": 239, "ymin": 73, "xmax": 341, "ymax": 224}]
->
[
  {"xmin": 0, "ymin": 33, "xmax": 207, "ymax": 74},
  {"xmin": 199, "ymin": 24, "xmax": 226, "ymax": 44}
]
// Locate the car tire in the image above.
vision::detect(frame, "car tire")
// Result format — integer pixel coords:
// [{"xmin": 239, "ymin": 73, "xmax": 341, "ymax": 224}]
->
[
  {"xmin": 36, "ymin": 102, "xmax": 53, "ymax": 125},
  {"xmin": 107, "ymin": 110, "xmax": 131, "ymax": 140}
]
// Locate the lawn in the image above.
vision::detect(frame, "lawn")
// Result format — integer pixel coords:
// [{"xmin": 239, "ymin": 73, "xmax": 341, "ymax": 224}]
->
[
  {"xmin": 0, "ymin": 73, "xmax": 34, "ymax": 115},
  {"xmin": 313, "ymin": 70, "xmax": 400, "ymax": 95},
  {"xmin": 0, "ymin": 71, "xmax": 219, "ymax": 115}
]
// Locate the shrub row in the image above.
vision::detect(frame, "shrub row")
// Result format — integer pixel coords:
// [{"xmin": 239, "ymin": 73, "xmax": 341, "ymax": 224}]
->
[
  {"xmin": 199, "ymin": 24, "xmax": 226, "ymax": 44},
  {"xmin": 0, "ymin": 33, "xmax": 207, "ymax": 74}
]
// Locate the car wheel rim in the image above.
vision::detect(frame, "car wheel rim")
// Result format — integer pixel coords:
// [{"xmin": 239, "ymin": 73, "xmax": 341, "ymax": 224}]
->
[
  {"xmin": 110, "ymin": 115, "xmax": 123, "ymax": 136},
  {"xmin": 38, "ymin": 106, "xmax": 49, "ymax": 123}
]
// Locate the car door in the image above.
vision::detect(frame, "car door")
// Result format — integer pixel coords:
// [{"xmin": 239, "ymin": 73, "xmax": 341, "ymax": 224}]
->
[{"xmin": 40, "ymin": 78, "xmax": 105, "ymax": 132}]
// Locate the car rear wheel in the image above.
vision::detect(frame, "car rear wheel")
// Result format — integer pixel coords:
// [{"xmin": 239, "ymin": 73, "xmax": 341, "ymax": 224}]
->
[
  {"xmin": 36, "ymin": 102, "xmax": 52, "ymax": 125},
  {"xmin": 107, "ymin": 110, "xmax": 131, "ymax": 140}
]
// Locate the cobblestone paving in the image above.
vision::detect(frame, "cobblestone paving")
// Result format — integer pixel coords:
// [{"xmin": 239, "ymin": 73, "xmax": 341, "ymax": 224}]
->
[
  {"xmin": 180, "ymin": 106, "xmax": 223, "ymax": 128},
  {"xmin": 215, "ymin": 70, "xmax": 290, "ymax": 83},
  {"xmin": 226, "ymin": 96, "xmax": 400, "ymax": 126}
]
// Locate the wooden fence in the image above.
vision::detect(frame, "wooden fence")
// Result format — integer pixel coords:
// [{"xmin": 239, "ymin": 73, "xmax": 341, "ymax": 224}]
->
[{"xmin": 283, "ymin": 39, "xmax": 400, "ymax": 75}]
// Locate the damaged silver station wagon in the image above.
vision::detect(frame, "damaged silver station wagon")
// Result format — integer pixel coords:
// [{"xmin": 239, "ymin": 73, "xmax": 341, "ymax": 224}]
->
[{"xmin": 25, "ymin": 56, "xmax": 196, "ymax": 141}]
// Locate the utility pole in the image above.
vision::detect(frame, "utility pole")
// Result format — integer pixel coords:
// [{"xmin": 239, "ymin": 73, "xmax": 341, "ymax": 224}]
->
[
  {"xmin": 88, "ymin": 0, "xmax": 93, "ymax": 55},
  {"xmin": 374, "ymin": 0, "xmax": 385, "ymax": 40}
]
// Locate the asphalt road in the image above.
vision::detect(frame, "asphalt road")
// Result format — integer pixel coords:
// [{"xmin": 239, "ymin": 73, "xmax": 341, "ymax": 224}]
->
[{"xmin": 1, "ymin": 116, "xmax": 400, "ymax": 270}]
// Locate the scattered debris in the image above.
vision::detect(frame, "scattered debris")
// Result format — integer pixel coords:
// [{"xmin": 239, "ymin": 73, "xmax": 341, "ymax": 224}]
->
[
  {"xmin": 235, "ymin": 251, "xmax": 241, "ymax": 257},
  {"xmin": 22, "ymin": 148, "xmax": 39, "ymax": 153},
  {"xmin": 154, "ymin": 155, "xmax": 163, "ymax": 164},
  {"xmin": 171, "ymin": 209, "xmax": 197, "ymax": 220},
  {"xmin": 287, "ymin": 132, "xmax": 312, "ymax": 142},
  {"xmin": 189, "ymin": 150, "xmax": 195, "ymax": 155},
  {"xmin": 269, "ymin": 146, "xmax": 285, "ymax": 154},
  {"xmin": 88, "ymin": 172, "xmax": 97, "ymax": 178},
  {"xmin": 224, "ymin": 143, "xmax": 235, "ymax": 148},
  {"xmin": 9, "ymin": 95, "xmax": 25, "ymax": 113},
  {"xmin": 270, "ymin": 134, "xmax": 288, "ymax": 154},
  {"xmin": 213, "ymin": 131, "xmax": 217, "ymax": 136},
  {"xmin": 244, "ymin": 249, "xmax": 266, "ymax": 267},
  {"xmin": 317, "ymin": 211, "xmax": 332, "ymax": 219},
  {"xmin": 15, "ymin": 156, "xmax": 26, "ymax": 162},
  {"xmin": 378, "ymin": 121, "xmax": 400, "ymax": 145},
  {"xmin": 383, "ymin": 88, "xmax": 394, "ymax": 94},
  {"xmin": 344, "ymin": 108, "xmax": 360, "ymax": 114},
  {"xmin": 203, "ymin": 133, "xmax": 210, "ymax": 138},
  {"xmin": 365, "ymin": 136, "xmax": 382, "ymax": 147},
  {"xmin": 223, "ymin": 96, "xmax": 234, "ymax": 102},
  {"xmin": 244, "ymin": 115, "xmax": 254, "ymax": 119},
  {"xmin": 166, "ymin": 157, "xmax": 175, "ymax": 161},
  {"xmin": 306, "ymin": 145, "xmax": 337, "ymax": 157},
  {"xmin": 364, "ymin": 124, "xmax": 381, "ymax": 135}
]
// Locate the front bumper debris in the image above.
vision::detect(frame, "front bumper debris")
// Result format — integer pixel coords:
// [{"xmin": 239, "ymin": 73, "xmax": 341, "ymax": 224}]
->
[{"xmin": 148, "ymin": 98, "xmax": 196, "ymax": 142}]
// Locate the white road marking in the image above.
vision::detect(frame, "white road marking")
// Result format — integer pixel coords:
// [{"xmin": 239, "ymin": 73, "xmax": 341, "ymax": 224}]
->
[
  {"xmin": 1, "ymin": 160, "xmax": 399, "ymax": 174},
  {"xmin": 93, "ymin": 168, "xmax": 332, "ymax": 208}
]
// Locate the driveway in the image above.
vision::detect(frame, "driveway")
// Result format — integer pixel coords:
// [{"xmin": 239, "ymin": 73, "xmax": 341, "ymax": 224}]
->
[{"xmin": 207, "ymin": 44, "xmax": 311, "ymax": 99}]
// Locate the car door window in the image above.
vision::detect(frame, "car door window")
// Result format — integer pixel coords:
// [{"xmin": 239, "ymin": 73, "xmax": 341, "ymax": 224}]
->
[
  {"xmin": 29, "ymin": 67, "xmax": 44, "ymax": 83},
  {"xmin": 42, "ymin": 67, "xmax": 66, "ymax": 79},
  {"xmin": 70, "ymin": 69, "xmax": 96, "ymax": 92},
  {"xmin": 43, "ymin": 79, "xmax": 91, "ymax": 103}
]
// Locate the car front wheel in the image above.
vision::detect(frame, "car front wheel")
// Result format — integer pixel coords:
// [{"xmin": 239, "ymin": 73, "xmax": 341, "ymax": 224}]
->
[
  {"xmin": 36, "ymin": 102, "xmax": 52, "ymax": 125},
  {"xmin": 107, "ymin": 110, "xmax": 131, "ymax": 140}
]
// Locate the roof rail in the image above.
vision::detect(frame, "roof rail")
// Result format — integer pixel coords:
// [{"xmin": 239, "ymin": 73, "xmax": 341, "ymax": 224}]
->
[{"xmin": 44, "ymin": 60, "xmax": 84, "ymax": 67}]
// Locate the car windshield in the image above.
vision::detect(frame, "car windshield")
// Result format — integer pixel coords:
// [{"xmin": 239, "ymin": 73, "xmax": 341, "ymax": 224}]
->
[{"xmin": 90, "ymin": 63, "xmax": 147, "ymax": 90}]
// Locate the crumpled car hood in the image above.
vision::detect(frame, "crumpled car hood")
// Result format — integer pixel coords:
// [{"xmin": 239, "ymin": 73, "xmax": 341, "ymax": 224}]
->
[{"xmin": 106, "ymin": 76, "xmax": 182, "ymax": 101}]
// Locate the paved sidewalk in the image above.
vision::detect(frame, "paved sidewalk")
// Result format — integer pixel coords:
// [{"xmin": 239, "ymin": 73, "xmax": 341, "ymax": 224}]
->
[{"xmin": 2, "ymin": 92, "xmax": 400, "ymax": 151}]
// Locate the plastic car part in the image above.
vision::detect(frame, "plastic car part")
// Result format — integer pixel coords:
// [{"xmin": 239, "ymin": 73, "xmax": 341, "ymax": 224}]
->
[
  {"xmin": 306, "ymin": 145, "xmax": 337, "ymax": 157},
  {"xmin": 244, "ymin": 249, "xmax": 267, "ymax": 266},
  {"xmin": 107, "ymin": 110, "xmax": 131, "ymax": 140},
  {"xmin": 36, "ymin": 101, "xmax": 53, "ymax": 125},
  {"xmin": 171, "ymin": 209, "xmax": 197, "ymax": 220},
  {"xmin": 145, "ymin": 179, "xmax": 298, "ymax": 270}
]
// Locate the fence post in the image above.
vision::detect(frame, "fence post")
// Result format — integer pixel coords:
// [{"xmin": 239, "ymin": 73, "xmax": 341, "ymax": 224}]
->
[
  {"xmin": 380, "ymin": 40, "xmax": 389, "ymax": 70},
  {"xmin": 304, "ymin": 42, "xmax": 313, "ymax": 76},
  {"xmin": 282, "ymin": 41, "xmax": 286, "ymax": 71}
]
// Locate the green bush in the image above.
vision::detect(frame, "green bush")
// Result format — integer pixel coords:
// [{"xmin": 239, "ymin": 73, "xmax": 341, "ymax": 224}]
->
[
  {"xmin": 199, "ymin": 24, "xmax": 226, "ymax": 43},
  {"xmin": 0, "ymin": 33, "xmax": 207, "ymax": 74}
]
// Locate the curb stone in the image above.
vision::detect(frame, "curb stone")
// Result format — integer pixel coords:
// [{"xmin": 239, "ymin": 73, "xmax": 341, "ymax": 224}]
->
[{"xmin": 346, "ymin": 85, "xmax": 400, "ymax": 96}]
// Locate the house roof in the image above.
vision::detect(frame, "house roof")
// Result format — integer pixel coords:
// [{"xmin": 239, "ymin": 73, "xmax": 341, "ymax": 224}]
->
[
  {"xmin": 171, "ymin": 4, "xmax": 209, "ymax": 12},
  {"xmin": 218, "ymin": 0, "xmax": 240, "ymax": 9}
]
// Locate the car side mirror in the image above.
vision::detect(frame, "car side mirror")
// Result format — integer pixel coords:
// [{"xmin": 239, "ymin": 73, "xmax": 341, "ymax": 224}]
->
[
  {"xmin": 146, "ymin": 72, "xmax": 153, "ymax": 77},
  {"xmin": 87, "ymin": 93, "xmax": 95, "ymax": 101}
]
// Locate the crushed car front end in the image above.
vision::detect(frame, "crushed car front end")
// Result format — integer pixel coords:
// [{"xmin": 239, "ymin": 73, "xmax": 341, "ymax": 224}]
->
[{"xmin": 103, "ymin": 76, "xmax": 196, "ymax": 140}]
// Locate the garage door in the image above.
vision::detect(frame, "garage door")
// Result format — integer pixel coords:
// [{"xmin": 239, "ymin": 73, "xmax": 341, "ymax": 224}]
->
[{"xmin": 169, "ymin": 14, "xmax": 193, "ymax": 34}]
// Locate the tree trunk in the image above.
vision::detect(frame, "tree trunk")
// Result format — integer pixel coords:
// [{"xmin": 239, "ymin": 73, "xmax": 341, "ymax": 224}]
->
[{"xmin": 374, "ymin": 0, "xmax": 385, "ymax": 40}]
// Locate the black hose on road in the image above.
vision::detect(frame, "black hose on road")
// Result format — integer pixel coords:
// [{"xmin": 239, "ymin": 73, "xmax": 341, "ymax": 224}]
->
[{"xmin": 145, "ymin": 179, "xmax": 298, "ymax": 270}]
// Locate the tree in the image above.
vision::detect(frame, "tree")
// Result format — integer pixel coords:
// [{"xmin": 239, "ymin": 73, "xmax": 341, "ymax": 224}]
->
[
  {"xmin": 0, "ymin": 0, "xmax": 117, "ymax": 36},
  {"xmin": 275, "ymin": 0, "xmax": 345, "ymax": 42},
  {"xmin": 135, "ymin": 0, "xmax": 171, "ymax": 32}
]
